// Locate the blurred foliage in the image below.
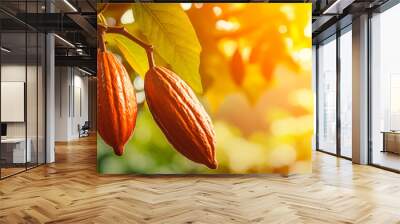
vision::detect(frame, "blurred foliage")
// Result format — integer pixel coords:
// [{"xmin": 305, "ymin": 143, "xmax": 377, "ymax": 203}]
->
[{"xmin": 97, "ymin": 3, "xmax": 313, "ymax": 174}]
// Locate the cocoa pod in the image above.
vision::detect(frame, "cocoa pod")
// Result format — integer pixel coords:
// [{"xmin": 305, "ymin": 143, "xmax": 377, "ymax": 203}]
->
[
  {"xmin": 97, "ymin": 50, "xmax": 137, "ymax": 156},
  {"xmin": 144, "ymin": 66, "xmax": 217, "ymax": 169}
]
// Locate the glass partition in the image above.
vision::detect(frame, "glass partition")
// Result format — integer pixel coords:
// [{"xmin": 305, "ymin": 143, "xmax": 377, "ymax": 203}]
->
[
  {"xmin": 371, "ymin": 3, "xmax": 400, "ymax": 171},
  {"xmin": 27, "ymin": 31, "xmax": 38, "ymax": 169},
  {"xmin": 339, "ymin": 27, "xmax": 352, "ymax": 158},
  {"xmin": 0, "ymin": 0, "xmax": 46, "ymax": 179},
  {"xmin": 317, "ymin": 35, "xmax": 337, "ymax": 154},
  {"xmin": 0, "ymin": 31, "xmax": 28, "ymax": 177}
]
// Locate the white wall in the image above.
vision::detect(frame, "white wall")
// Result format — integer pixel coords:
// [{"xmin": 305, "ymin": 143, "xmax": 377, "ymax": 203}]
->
[
  {"xmin": 55, "ymin": 66, "xmax": 70, "ymax": 141},
  {"xmin": 1, "ymin": 65, "xmax": 26, "ymax": 141},
  {"xmin": 54, "ymin": 66, "xmax": 89, "ymax": 141}
]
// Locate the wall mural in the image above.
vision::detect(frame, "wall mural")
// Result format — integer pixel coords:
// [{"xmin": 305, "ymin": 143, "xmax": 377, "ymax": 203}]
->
[{"xmin": 97, "ymin": 3, "xmax": 313, "ymax": 174}]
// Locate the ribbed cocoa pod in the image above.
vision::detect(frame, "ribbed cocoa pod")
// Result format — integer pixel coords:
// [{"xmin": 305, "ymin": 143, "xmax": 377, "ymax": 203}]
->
[
  {"xmin": 144, "ymin": 66, "xmax": 217, "ymax": 169},
  {"xmin": 97, "ymin": 50, "xmax": 137, "ymax": 156}
]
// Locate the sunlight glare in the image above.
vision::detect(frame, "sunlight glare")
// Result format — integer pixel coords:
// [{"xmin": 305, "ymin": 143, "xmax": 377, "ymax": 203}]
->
[
  {"xmin": 121, "ymin": 9, "xmax": 135, "ymax": 24},
  {"xmin": 180, "ymin": 3, "xmax": 192, "ymax": 11}
]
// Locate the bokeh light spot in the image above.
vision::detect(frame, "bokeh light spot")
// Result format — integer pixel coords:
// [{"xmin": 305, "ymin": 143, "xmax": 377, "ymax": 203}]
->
[
  {"xmin": 279, "ymin": 25, "xmax": 287, "ymax": 34},
  {"xmin": 213, "ymin": 6, "xmax": 222, "ymax": 17},
  {"xmin": 218, "ymin": 39, "xmax": 237, "ymax": 58},
  {"xmin": 216, "ymin": 19, "xmax": 240, "ymax": 32},
  {"xmin": 134, "ymin": 76, "xmax": 144, "ymax": 91},
  {"xmin": 121, "ymin": 9, "xmax": 135, "ymax": 24},
  {"xmin": 180, "ymin": 3, "xmax": 192, "ymax": 11},
  {"xmin": 136, "ymin": 91, "xmax": 146, "ymax": 104},
  {"xmin": 106, "ymin": 17, "xmax": 116, "ymax": 26}
]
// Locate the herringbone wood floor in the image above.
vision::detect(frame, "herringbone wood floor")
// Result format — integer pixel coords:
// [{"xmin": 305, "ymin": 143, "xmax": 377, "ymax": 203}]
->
[{"xmin": 1, "ymin": 136, "xmax": 400, "ymax": 224}]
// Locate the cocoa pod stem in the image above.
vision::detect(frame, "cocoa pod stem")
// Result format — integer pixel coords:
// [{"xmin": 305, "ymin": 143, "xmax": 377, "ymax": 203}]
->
[
  {"xmin": 98, "ymin": 26, "xmax": 106, "ymax": 52},
  {"xmin": 99, "ymin": 24, "xmax": 155, "ymax": 69}
]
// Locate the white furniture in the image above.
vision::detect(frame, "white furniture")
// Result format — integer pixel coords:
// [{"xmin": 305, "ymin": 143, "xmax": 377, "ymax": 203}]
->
[{"xmin": 1, "ymin": 138, "xmax": 31, "ymax": 163}]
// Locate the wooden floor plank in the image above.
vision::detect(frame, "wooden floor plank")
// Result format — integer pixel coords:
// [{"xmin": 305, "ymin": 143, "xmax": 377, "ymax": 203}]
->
[{"xmin": 0, "ymin": 135, "xmax": 400, "ymax": 223}]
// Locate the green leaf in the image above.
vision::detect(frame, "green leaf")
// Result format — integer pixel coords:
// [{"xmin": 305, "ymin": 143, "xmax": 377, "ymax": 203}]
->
[
  {"xmin": 105, "ymin": 33, "xmax": 149, "ymax": 77},
  {"xmin": 132, "ymin": 3, "xmax": 203, "ymax": 93}
]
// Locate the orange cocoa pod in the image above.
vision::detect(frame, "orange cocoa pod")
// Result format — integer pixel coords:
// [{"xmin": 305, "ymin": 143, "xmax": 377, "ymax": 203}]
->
[
  {"xmin": 144, "ymin": 66, "xmax": 217, "ymax": 169},
  {"xmin": 97, "ymin": 50, "xmax": 137, "ymax": 156}
]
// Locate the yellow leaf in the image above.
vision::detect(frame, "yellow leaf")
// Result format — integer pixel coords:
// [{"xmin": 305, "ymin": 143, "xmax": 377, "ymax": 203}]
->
[
  {"xmin": 105, "ymin": 33, "xmax": 148, "ymax": 77},
  {"xmin": 132, "ymin": 3, "xmax": 203, "ymax": 93}
]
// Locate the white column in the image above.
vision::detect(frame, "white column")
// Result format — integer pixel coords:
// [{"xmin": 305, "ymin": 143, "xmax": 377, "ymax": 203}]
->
[
  {"xmin": 46, "ymin": 32, "xmax": 55, "ymax": 163},
  {"xmin": 352, "ymin": 14, "xmax": 369, "ymax": 164}
]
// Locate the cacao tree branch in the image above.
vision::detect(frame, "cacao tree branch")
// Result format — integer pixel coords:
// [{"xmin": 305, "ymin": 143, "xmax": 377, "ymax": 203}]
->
[
  {"xmin": 98, "ymin": 3, "xmax": 109, "ymax": 15},
  {"xmin": 98, "ymin": 25, "xmax": 107, "ymax": 52},
  {"xmin": 98, "ymin": 24, "xmax": 155, "ymax": 69}
]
